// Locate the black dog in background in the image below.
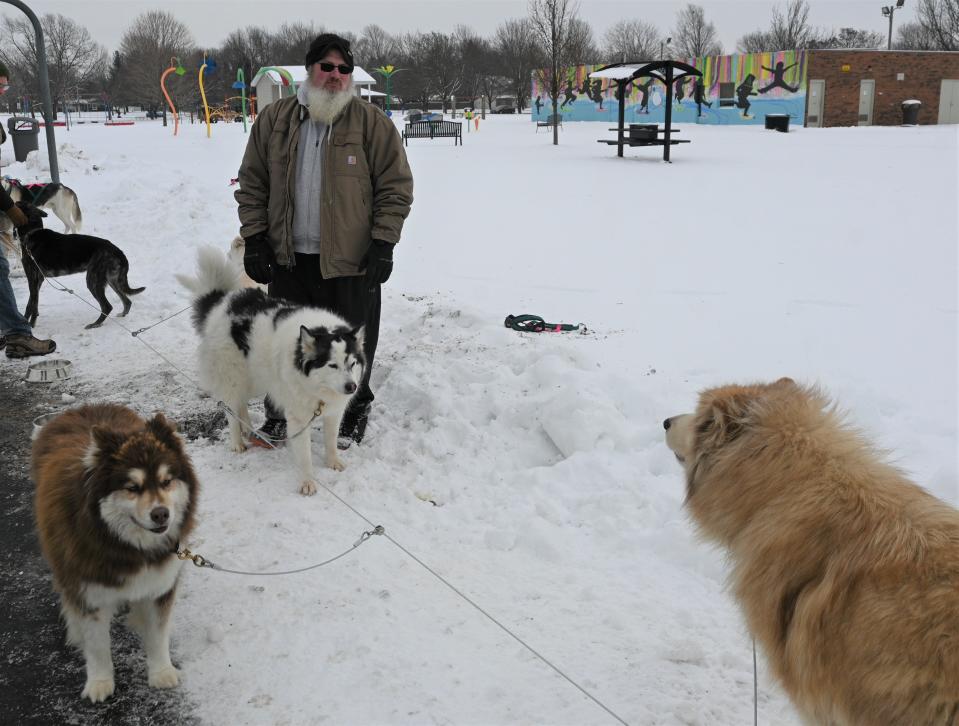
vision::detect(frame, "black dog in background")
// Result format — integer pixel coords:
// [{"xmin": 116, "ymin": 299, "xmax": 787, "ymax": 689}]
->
[{"xmin": 15, "ymin": 202, "xmax": 145, "ymax": 329}]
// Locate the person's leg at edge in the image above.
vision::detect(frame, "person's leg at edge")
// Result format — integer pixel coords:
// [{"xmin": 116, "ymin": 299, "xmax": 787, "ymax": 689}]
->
[{"xmin": 0, "ymin": 252, "xmax": 55, "ymax": 358}]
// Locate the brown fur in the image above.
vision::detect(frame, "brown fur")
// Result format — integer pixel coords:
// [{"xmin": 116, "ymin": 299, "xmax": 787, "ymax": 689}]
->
[
  {"xmin": 32, "ymin": 403, "xmax": 199, "ymax": 701},
  {"xmin": 665, "ymin": 379, "xmax": 959, "ymax": 725}
]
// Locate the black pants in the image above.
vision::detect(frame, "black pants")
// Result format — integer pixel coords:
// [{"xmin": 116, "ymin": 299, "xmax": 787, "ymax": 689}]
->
[{"xmin": 265, "ymin": 253, "xmax": 380, "ymax": 420}]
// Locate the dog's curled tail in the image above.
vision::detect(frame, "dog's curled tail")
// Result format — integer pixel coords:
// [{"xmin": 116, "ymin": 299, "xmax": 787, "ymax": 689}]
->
[{"xmin": 175, "ymin": 245, "xmax": 241, "ymax": 298}]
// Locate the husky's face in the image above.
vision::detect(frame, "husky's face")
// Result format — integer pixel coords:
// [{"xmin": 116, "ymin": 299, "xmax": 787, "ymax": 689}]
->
[
  {"xmin": 296, "ymin": 325, "xmax": 365, "ymax": 397},
  {"xmin": 85, "ymin": 414, "xmax": 194, "ymax": 551}
]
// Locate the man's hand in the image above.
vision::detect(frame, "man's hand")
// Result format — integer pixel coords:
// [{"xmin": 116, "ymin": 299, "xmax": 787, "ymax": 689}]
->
[
  {"xmin": 243, "ymin": 233, "xmax": 275, "ymax": 285},
  {"xmin": 5, "ymin": 205, "xmax": 27, "ymax": 227},
  {"xmin": 363, "ymin": 239, "xmax": 394, "ymax": 284}
]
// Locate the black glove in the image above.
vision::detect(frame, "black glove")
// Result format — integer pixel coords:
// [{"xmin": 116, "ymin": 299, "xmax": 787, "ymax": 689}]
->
[
  {"xmin": 243, "ymin": 233, "xmax": 275, "ymax": 285},
  {"xmin": 363, "ymin": 239, "xmax": 394, "ymax": 284}
]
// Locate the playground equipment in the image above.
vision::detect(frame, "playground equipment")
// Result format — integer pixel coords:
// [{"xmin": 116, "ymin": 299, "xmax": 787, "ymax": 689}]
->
[
  {"xmin": 373, "ymin": 65, "xmax": 404, "ymax": 116},
  {"xmin": 160, "ymin": 56, "xmax": 186, "ymax": 135},
  {"xmin": 232, "ymin": 68, "xmax": 248, "ymax": 132},
  {"xmin": 199, "ymin": 52, "xmax": 217, "ymax": 138}
]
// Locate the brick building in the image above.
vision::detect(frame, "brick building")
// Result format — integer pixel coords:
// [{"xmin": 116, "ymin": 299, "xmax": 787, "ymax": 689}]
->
[{"xmin": 805, "ymin": 50, "xmax": 959, "ymax": 127}]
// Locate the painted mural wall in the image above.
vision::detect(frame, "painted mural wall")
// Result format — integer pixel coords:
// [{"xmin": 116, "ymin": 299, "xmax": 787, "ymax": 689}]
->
[{"xmin": 531, "ymin": 50, "xmax": 808, "ymax": 125}]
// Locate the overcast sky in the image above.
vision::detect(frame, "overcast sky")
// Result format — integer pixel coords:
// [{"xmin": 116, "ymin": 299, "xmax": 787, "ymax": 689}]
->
[{"xmin": 0, "ymin": 1, "xmax": 912, "ymax": 55}]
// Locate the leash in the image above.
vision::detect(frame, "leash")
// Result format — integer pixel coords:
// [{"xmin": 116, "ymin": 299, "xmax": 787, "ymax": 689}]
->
[
  {"xmin": 177, "ymin": 525, "xmax": 385, "ymax": 575},
  {"xmin": 504, "ymin": 313, "xmax": 587, "ymax": 334},
  {"xmin": 21, "ymin": 250, "xmax": 632, "ymax": 726}
]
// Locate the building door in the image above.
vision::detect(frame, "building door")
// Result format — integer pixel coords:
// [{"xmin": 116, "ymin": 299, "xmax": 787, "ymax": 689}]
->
[
  {"xmin": 858, "ymin": 80, "xmax": 875, "ymax": 126},
  {"xmin": 938, "ymin": 79, "xmax": 959, "ymax": 124},
  {"xmin": 807, "ymin": 80, "xmax": 825, "ymax": 127}
]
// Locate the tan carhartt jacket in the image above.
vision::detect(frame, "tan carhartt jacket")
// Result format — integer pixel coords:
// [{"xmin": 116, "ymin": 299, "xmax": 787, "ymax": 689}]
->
[{"xmin": 235, "ymin": 95, "xmax": 414, "ymax": 277}]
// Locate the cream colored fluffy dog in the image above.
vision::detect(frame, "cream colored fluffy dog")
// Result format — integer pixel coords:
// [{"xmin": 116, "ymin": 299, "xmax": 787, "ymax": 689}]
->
[{"xmin": 664, "ymin": 378, "xmax": 959, "ymax": 726}]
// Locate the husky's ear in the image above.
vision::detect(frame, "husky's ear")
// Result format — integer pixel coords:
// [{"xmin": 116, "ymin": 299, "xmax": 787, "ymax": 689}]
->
[
  {"xmin": 773, "ymin": 376, "xmax": 796, "ymax": 388},
  {"xmin": 350, "ymin": 325, "xmax": 365, "ymax": 351},
  {"xmin": 299, "ymin": 325, "xmax": 317, "ymax": 354},
  {"xmin": 146, "ymin": 412, "xmax": 181, "ymax": 449},
  {"xmin": 85, "ymin": 426, "xmax": 126, "ymax": 469}
]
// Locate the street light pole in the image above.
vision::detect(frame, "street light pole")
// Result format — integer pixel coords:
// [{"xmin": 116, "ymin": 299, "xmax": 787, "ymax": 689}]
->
[{"xmin": 881, "ymin": 0, "xmax": 905, "ymax": 51}]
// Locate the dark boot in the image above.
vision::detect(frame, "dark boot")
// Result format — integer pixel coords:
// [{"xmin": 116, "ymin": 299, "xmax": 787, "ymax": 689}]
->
[{"xmin": 337, "ymin": 403, "xmax": 370, "ymax": 450}]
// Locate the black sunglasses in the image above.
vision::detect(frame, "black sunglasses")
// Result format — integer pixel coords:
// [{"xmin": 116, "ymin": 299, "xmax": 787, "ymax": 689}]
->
[{"xmin": 317, "ymin": 61, "xmax": 353, "ymax": 74}]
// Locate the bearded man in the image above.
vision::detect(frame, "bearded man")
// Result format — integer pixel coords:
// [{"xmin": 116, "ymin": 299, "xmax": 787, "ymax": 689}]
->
[{"xmin": 236, "ymin": 33, "xmax": 414, "ymax": 448}]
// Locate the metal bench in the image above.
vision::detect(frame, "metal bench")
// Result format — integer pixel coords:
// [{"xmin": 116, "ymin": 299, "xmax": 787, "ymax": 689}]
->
[
  {"xmin": 536, "ymin": 114, "xmax": 563, "ymax": 132},
  {"xmin": 402, "ymin": 120, "xmax": 463, "ymax": 146}
]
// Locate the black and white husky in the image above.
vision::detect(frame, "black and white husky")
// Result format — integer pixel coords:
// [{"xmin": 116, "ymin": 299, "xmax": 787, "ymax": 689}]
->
[{"xmin": 177, "ymin": 247, "xmax": 365, "ymax": 495}]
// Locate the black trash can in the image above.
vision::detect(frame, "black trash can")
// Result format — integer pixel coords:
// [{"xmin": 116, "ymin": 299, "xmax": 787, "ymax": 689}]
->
[
  {"xmin": 901, "ymin": 100, "xmax": 921, "ymax": 126},
  {"xmin": 6, "ymin": 116, "xmax": 39, "ymax": 162},
  {"xmin": 764, "ymin": 114, "xmax": 790, "ymax": 132}
]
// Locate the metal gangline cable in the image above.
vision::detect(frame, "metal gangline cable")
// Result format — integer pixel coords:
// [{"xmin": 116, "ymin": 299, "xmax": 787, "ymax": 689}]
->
[{"xmin": 24, "ymin": 250, "xmax": 632, "ymax": 726}]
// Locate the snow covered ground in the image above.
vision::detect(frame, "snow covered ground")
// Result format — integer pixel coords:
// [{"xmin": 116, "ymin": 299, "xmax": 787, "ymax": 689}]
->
[{"xmin": 3, "ymin": 113, "xmax": 956, "ymax": 725}]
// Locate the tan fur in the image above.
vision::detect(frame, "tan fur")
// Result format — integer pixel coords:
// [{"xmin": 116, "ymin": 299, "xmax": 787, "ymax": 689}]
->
[
  {"xmin": 32, "ymin": 403, "xmax": 199, "ymax": 701},
  {"xmin": 665, "ymin": 379, "xmax": 959, "ymax": 726}
]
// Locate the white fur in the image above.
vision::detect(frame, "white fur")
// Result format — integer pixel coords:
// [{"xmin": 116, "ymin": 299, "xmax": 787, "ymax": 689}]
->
[
  {"xmin": 69, "ymin": 555, "xmax": 184, "ymax": 701},
  {"xmin": 179, "ymin": 246, "xmax": 364, "ymax": 494}
]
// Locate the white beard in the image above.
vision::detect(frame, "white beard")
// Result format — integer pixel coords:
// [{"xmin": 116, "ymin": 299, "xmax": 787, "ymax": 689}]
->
[{"xmin": 305, "ymin": 82, "xmax": 354, "ymax": 124}]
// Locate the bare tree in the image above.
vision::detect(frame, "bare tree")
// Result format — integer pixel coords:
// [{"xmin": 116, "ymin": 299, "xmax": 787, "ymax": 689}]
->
[
  {"xmin": 672, "ymin": 4, "xmax": 723, "ymax": 57},
  {"xmin": 453, "ymin": 25, "xmax": 487, "ymax": 107},
  {"xmin": 894, "ymin": 20, "xmax": 940, "ymax": 49},
  {"xmin": 354, "ymin": 24, "xmax": 399, "ymax": 68},
  {"xmin": 565, "ymin": 17, "xmax": 598, "ymax": 64},
  {"xmin": 767, "ymin": 0, "xmax": 815, "ymax": 49},
  {"xmin": 528, "ymin": 0, "xmax": 580, "ymax": 145},
  {"xmin": 808, "ymin": 27, "xmax": 883, "ymax": 49},
  {"xmin": 272, "ymin": 22, "xmax": 322, "ymax": 65},
  {"xmin": 0, "ymin": 13, "xmax": 106, "ymax": 117},
  {"xmin": 604, "ymin": 19, "xmax": 662, "ymax": 62},
  {"xmin": 737, "ymin": 29, "xmax": 774, "ymax": 53},
  {"xmin": 219, "ymin": 26, "xmax": 276, "ymax": 88},
  {"xmin": 916, "ymin": 0, "xmax": 959, "ymax": 50},
  {"xmin": 395, "ymin": 32, "xmax": 462, "ymax": 112},
  {"xmin": 116, "ymin": 11, "xmax": 196, "ymax": 119},
  {"xmin": 493, "ymin": 18, "xmax": 539, "ymax": 113}
]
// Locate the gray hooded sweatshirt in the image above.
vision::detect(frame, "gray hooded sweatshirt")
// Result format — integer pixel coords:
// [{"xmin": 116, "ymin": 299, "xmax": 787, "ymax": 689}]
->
[{"xmin": 291, "ymin": 83, "xmax": 330, "ymax": 254}]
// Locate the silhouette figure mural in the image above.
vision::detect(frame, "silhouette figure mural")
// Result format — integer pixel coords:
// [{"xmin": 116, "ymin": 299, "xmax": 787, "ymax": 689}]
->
[
  {"xmin": 534, "ymin": 95, "xmax": 543, "ymax": 114},
  {"xmin": 530, "ymin": 50, "xmax": 807, "ymax": 126},
  {"xmin": 736, "ymin": 73, "xmax": 759, "ymax": 118},
  {"xmin": 759, "ymin": 61, "xmax": 800, "ymax": 94},
  {"xmin": 560, "ymin": 78, "xmax": 577, "ymax": 108},
  {"xmin": 694, "ymin": 78, "xmax": 712, "ymax": 117}
]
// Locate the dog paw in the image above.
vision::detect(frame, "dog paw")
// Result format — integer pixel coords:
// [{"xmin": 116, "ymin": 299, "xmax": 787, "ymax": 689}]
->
[
  {"xmin": 81, "ymin": 677, "xmax": 115, "ymax": 702},
  {"xmin": 148, "ymin": 666, "xmax": 180, "ymax": 689},
  {"xmin": 299, "ymin": 480, "xmax": 317, "ymax": 496},
  {"xmin": 84, "ymin": 321, "xmax": 105, "ymax": 329},
  {"xmin": 327, "ymin": 456, "xmax": 347, "ymax": 472},
  {"xmin": 229, "ymin": 440, "xmax": 248, "ymax": 453}
]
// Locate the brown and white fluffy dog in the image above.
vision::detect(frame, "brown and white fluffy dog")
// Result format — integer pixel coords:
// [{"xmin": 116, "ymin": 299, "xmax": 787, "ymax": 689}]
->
[
  {"xmin": 664, "ymin": 378, "xmax": 959, "ymax": 726},
  {"xmin": 32, "ymin": 404, "xmax": 199, "ymax": 702}
]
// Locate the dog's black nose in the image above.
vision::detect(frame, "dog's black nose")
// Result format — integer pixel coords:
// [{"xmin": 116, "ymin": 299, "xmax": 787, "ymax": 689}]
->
[
  {"xmin": 663, "ymin": 417, "xmax": 672, "ymax": 431},
  {"xmin": 345, "ymin": 382, "xmax": 357, "ymax": 394},
  {"xmin": 150, "ymin": 507, "xmax": 170, "ymax": 526}
]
